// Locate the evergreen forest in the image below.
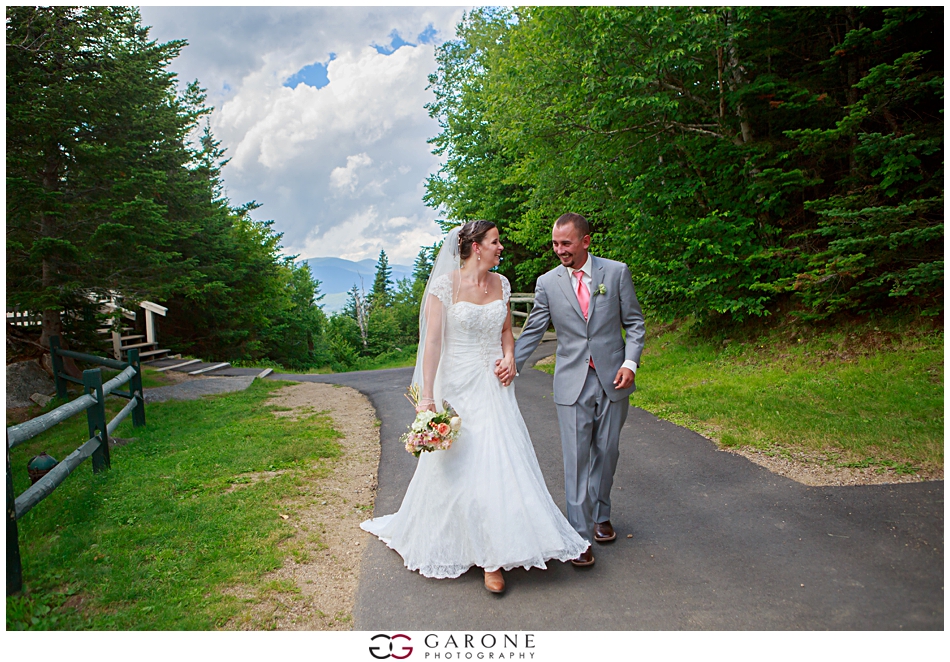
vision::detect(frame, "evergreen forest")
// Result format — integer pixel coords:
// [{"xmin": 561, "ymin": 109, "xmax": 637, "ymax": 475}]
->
[{"xmin": 426, "ymin": 6, "xmax": 943, "ymax": 325}]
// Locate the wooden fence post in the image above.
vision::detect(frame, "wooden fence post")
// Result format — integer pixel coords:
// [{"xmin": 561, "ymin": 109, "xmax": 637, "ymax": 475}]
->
[
  {"xmin": 127, "ymin": 349, "xmax": 146, "ymax": 427},
  {"xmin": 49, "ymin": 336, "xmax": 68, "ymax": 400},
  {"xmin": 83, "ymin": 370, "xmax": 111, "ymax": 473},
  {"xmin": 6, "ymin": 431, "xmax": 23, "ymax": 595}
]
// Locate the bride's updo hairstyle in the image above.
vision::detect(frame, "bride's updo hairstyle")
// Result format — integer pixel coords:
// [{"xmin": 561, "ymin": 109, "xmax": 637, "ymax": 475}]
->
[{"xmin": 457, "ymin": 220, "xmax": 497, "ymax": 261}]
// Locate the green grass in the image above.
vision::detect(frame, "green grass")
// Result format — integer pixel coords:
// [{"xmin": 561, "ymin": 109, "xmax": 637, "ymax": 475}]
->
[
  {"xmin": 355, "ymin": 348, "xmax": 417, "ymax": 372},
  {"xmin": 6, "ymin": 379, "xmax": 341, "ymax": 630},
  {"xmin": 537, "ymin": 317, "xmax": 943, "ymax": 473}
]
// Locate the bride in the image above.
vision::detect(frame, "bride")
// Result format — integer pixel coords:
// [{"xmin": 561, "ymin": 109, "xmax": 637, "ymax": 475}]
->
[{"xmin": 360, "ymin": 221, "xmax": 588, "ymax": 594}]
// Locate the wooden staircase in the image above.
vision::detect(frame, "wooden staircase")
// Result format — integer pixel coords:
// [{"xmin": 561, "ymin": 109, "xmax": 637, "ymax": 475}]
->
[{"xmin": 96, "ymin": 297, "xmax": 173, "ymax": 362}]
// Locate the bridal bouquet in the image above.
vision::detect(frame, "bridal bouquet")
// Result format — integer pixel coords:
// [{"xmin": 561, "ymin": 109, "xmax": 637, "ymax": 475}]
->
[{"xmin": 401, "ymin": 385, "xmax": 461, "ymax": 457}]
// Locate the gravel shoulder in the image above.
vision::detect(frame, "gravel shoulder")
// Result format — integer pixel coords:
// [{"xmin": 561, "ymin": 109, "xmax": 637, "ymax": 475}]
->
[{"xmin": 723, "ymin": 446, "xmax": 940, "ymax": 486}]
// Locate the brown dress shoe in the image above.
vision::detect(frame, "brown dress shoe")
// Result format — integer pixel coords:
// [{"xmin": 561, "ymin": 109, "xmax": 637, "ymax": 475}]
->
[
  {"xmin": 594, "ymin": 520, "xmax": 617, "ymax": 543},
  {"xmin": 570, "ymin": 549, "xmax": 595, "ymax": 567},
  {"xmin": 484, "ymin": 569, "xmax": 505, "ymax": 594}
]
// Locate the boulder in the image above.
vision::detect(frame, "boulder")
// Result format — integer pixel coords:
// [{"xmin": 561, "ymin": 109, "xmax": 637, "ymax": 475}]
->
[{"xmin": 6, "ymin": 360, "xmax": 55, "ymax": 409}]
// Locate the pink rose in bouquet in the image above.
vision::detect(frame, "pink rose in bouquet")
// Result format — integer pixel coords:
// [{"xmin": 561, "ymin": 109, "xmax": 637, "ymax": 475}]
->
[{"xmin": 401, "ymin": 386, "xmax": 461, "ymax": 457}]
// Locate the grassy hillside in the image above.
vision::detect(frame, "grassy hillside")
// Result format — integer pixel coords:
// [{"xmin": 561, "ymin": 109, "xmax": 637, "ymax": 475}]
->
[{"xmin": 539, "ymin": 316, "xmax": 943, "ymax": 476}]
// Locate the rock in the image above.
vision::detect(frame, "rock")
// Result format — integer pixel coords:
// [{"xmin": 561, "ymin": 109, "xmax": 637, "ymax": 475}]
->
[
  {"xmin": 38, "ymin": 352, "xmax": 56, "ymax": 378},
  {"xmin": 6, "ymin": 360, "xmax": 55, "ymax": 409},
  {"xmin": 30, "ymin": 392, "xmax": 53, "ymax": 408}
]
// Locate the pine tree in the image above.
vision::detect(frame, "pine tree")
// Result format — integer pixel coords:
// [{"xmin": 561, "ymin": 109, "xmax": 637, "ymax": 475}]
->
[
  {"xmin": 6, "ymin": 6, "xmax": 210, "ymax": 345},
  {"xmin": 410, "ymin": 244, "xmax": 438, "ymax": 303},
  {"xmin": 370, "ymin": 250, "xmax": 394, "ymax": 309}
]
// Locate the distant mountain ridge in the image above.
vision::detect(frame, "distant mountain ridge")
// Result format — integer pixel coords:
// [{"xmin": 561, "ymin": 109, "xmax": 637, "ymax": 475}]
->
[{"xmin": 299, "ymin": 256, "xmax": 413, "ymax": 313}]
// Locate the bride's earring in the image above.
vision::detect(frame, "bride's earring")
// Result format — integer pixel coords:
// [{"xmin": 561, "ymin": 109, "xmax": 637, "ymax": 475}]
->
[{"xmin": 477, "ymin": 253, "xmax": 481, "ymax": 262}]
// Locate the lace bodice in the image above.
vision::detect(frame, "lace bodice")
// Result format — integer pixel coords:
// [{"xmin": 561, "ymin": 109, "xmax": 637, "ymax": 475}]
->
[
  {"xmin": 429, "ymin": 273, "xmax": 511, "ymax": 372},
  {"xmin": 428, "ymin": 272, "xmax": 511, "ymax": 308}
]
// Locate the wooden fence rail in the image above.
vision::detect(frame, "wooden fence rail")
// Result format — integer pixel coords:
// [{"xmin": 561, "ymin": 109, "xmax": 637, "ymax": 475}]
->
[
  {"xmin": 5, "ymin": 337, "xmax": 146, "ymax": 595},
  {"xmin": 509, "ymin": 292, "xmax": 535, "ymax": 321}
]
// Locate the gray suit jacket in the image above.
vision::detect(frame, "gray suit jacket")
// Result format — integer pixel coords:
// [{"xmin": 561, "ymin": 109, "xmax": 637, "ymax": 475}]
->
[{"xmin": 514, "ymin": 256, "xmax": 645, "ymax": 406}]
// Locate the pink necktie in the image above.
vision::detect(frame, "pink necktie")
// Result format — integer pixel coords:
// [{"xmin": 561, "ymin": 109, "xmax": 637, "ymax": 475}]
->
[
  {"xmin": 574, "ymin": 270, "xmax": 590, "ymax": 319},
  {"xmin": 574, "ymin": 271, "xmax": 594, "ymax": 368}
]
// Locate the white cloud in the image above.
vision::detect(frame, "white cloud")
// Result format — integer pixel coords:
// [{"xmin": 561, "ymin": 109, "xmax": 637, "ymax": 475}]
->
[
  {"xmin": 330, "ymin": 153, "xmax": 373, "ymax": 192},
  {"xmin": 138, "ymin": 6, "xmax": 468, "ymax": 268},
  {"xmin": 302, "ymin": 207, "xmax": 441, "ymax": 264}
]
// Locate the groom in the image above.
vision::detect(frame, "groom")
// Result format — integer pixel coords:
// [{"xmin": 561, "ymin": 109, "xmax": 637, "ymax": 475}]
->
[{"xmin": 500, "ymin": 213, "xmax": 645, "ymax": 567}]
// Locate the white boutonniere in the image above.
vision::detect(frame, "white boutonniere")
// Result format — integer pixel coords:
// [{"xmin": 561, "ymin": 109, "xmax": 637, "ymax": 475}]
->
[{"xmin": 593, "ymin": 284, "xmax": 607, "ymax": 296}]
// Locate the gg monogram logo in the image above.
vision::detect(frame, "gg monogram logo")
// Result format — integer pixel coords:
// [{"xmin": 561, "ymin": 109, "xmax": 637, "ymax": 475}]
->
[{"xmin": 368, "ymin": 634, "xmax": 413, "ymax": 660}]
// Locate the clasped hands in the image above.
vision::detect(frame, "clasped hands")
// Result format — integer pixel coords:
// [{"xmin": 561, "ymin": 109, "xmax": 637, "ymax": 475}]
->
[
  {"xmin": 493, "ymin": 355, "xmax": 517, "ymax": 387},
  {"xmin": 493, "ymin": 357, "xmax": 635, "ymax": 390}
]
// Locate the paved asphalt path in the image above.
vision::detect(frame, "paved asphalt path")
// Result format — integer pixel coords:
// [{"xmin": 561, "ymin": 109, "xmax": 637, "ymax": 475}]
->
[
  {"xmin": 270, "ymin": 344, "xmax": 943, "ymax": 630},
  {"xmin": 144, "ymin": 375, "xmax": 256, "ymax": 402}
]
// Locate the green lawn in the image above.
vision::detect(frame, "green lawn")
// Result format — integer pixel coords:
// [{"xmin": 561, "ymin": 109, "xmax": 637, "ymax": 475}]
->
[
  {"xmin": 6, "ymin": 380, "xmax": 340, "ymax": 630},
  {"xmin": 538, "ymin": 318, "xmax": 943, "ymax": 474},
  {"xmin": 357, "ymin": 348, "xmax": 417, "ymax": 371}
]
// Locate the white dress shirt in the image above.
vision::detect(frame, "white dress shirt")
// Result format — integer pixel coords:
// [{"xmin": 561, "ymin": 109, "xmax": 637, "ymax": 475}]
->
[{"xmin": 571, "ymin": 255, "xmax": 638, "ymax": 375}]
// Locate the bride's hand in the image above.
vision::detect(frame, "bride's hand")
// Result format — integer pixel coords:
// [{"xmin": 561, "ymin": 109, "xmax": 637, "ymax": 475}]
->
[{"xmin": 416, "ymin": 398, "xmax": 437, "ymax": 413}]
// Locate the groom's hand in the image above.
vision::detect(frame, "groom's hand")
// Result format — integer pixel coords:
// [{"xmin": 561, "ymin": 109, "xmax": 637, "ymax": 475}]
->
[{"xmin": 613, "ymin": 367, "xmax": 635, "ymax": 389}]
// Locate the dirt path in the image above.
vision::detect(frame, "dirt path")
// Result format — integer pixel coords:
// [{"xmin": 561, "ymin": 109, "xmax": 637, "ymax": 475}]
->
[{"xmin": 228, "ymin": 381, "xmax": 380, "ymax": 630}]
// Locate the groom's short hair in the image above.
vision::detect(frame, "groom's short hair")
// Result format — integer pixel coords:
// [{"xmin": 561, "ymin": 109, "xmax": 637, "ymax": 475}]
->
[{"xmin": 554, "ymin": 213, "xmax": 590, "ymax": 238}]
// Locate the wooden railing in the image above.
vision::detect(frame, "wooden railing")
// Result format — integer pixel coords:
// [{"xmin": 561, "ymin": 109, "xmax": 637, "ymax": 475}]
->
[
  {"xmin": 5, "ymin": 339, "xmax": 146, "ymax": 595},
  {"xmin": 8, "ymin": 296, "xmax": 171, "ymax": 362},
  {"xmin": 509, "ymin": 292, "xmax": 535, "ymax": 325}
]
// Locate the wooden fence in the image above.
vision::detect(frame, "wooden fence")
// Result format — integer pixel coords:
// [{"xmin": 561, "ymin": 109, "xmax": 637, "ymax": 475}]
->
[
  {"xmin": 510, "ymin": 292, "xmax": 535, "ymax": 323},
  {"xmin": 5, "ymin": 338, "xmax": 146, "ymax": 595}
]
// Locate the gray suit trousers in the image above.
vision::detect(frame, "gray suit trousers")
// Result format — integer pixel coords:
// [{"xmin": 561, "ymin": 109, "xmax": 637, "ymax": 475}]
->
[{"xmin": 555, "ymin": 365, "xmax": 628, "ymax": 542}]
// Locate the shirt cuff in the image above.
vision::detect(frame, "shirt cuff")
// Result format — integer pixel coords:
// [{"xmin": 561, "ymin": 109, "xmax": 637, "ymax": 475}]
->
[{"xmin": 621, "ymin": 359, "xmax": 638, "ymax": 374}]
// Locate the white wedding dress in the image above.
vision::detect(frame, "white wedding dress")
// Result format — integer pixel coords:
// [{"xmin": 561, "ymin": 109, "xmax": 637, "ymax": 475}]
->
[{"xmin": 360, "ymin": 274, "xmax": 588, "ymax": 578}]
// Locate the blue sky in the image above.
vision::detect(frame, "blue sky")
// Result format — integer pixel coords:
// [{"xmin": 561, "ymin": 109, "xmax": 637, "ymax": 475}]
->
[
  {"xmin": 139, "ymin": 6, "xmax": 468, "ymax": 265},
  {"xmin": 281, "ymin": 23, "xmax": 438, "ymax": 90},
  {"xmin": 284, "ymin": 55, "xmax": 335, "ymax": 90}
]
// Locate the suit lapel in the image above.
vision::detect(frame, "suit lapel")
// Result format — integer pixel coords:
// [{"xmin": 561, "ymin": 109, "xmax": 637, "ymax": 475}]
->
[
  {"xmin": 557, "ymin": 265, "xmax": 585, "ymax": 321},
  {"xmin": 587, "ymin": 256, "xmax": 604, "ymax": 325}
]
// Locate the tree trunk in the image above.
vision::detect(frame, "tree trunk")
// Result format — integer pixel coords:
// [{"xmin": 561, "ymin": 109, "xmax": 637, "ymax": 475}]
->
[
  {"xmin": 717, "ymin": 46, "xmax": 725, "ymax": 121},
  {"xmin": 724, "ymin": 10, "xmax": 753, "ymax": 145},
  {"xmin": 37, "ymin": 161, "xmax": 82, "ymax": 379},
  {"xmin": 844, "ymin": 7, "xmax": 862, "ymax": 177}
]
